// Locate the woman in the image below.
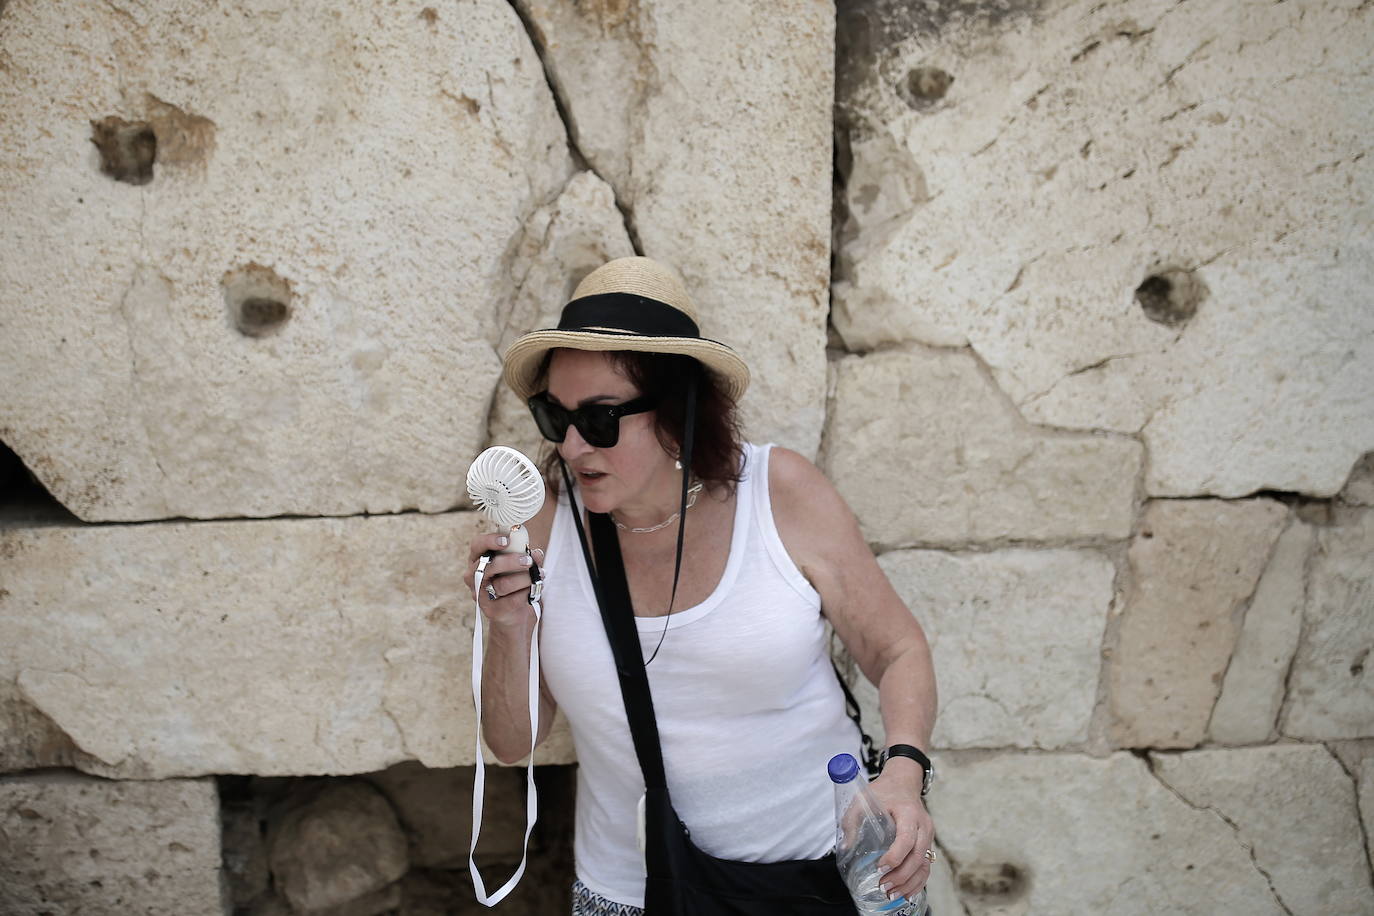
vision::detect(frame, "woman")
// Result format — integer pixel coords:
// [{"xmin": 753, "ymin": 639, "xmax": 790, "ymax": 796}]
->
[{"xmin": 468, "ymin": 257, "xmax": 937, "ymax": 914}]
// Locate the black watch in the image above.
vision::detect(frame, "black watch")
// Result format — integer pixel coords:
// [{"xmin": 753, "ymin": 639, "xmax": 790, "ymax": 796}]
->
[{"xmin": 879, "ymin": 744, "xmax": 935, "ymax": 796}]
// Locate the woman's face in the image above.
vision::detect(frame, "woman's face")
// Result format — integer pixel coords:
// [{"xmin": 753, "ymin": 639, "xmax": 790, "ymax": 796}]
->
[{"xmin": 544, "ymin": 348, "xmax": 677, "ymax": 515}]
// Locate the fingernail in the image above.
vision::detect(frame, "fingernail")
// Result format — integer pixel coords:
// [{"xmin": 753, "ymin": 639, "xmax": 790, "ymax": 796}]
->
[
  {"xmin": 889, "ymin": 892, "xmax": 906, "ymax": 903},
  {"xmin": 877, "ymin": 865, "xmax": 891, "ymax": 878},
  {"xmin": 518, "ymin": 555, "xmax": 532, "ymax": 566},
  {"xmin": 497, "ymin": 536, "xmax": 508, "ymax": 547},
  {"xmin": 879, "ymin": 883, "xmax": 892, "ymax": 895}
]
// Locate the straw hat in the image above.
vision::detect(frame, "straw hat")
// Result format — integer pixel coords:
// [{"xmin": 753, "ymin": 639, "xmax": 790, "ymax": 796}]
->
[{"xmin": 501, "ymin": 257, "xmax": 750, "ymax": 401}]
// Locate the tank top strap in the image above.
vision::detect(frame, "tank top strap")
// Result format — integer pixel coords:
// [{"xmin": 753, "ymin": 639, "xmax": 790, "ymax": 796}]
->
[{"xmin": 745, "ymin": 443, "xmax": 821, "ymax": 607}]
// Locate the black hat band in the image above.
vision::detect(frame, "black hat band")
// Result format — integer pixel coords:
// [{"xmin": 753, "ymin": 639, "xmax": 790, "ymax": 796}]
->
[{"xmin": 558, "ymin": 293, "xmax": 700, "ymax": 338}]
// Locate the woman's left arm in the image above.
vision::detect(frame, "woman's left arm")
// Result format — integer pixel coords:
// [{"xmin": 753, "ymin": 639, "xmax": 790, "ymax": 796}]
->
[{"xmin": 769, "ymin": 448, "xmax": 938, "ymax": 904}]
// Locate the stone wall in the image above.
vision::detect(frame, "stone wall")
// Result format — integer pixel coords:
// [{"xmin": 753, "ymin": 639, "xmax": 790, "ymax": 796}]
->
[{"xmin": 1, "ymin": 0, "xmax": 1371, "ymax": 914}]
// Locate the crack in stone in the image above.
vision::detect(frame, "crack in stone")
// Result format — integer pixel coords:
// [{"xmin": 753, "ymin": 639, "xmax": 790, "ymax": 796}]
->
[
  {"xmin": 1143, "ymin": 752, "xmax": 1296, "ymax": 915},
  {"xmin": 505, "ymin": 0, "xmax": 644, "ymax": 255},
  {"xmin": 930, "ymin": 837, "xmax": 975, "ymax": 916},
  {"xmin": 1274, "ymin": 518, "xmax": 1319, "ymax": 738}
]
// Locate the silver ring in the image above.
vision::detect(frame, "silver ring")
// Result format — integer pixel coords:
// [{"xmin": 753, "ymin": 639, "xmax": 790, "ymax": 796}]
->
[{"xmin": 485, "ymin": 583, "xmax": 498, "ymax": 601}]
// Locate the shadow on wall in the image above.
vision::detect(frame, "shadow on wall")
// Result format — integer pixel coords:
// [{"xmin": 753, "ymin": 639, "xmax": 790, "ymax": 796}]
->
[{"xmin": 219, "ymin": 762, "xmax": 577, "ymax": 916}]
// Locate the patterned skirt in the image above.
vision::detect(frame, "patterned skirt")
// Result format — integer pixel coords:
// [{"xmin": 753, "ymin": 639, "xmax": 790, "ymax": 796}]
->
[{"xmin": 570, "ymin": 878, "xmax": 645, "ymax": 916}]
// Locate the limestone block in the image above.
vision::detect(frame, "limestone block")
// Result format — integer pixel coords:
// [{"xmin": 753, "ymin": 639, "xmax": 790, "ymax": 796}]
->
[
  {"xmin": 1209, "ymin": 520, "xmax": 1315, "ymax": 745},
  {"xmin": 1281, "ymin": 507, "xmax": 1374, "ymax": 740},
  {"xmin": 267, "ymin": 781, "xmax": 407, "ymax": 913},
  {"xmin": 859, "ymin": 547, "xmax": 1115, "ymax": 750},
  {"xmin": 1153, "ymin": 745, "xmax": 1374, "ymax": 914},
  {"xmin": 519, "ymin": 0, "xmax": 835, "ymax": 457},
  {"xmin": 0, "ymin": 772, "xmax": 223, "ymax": 916},
  {"xmin": 365, "ymin": 761, "xmax": 527, "ymax": 869},
  {"xmin": 928, "ymin": 752, "xmax": 1284, "ymax": 914},
  {"xmin": 487, "ymin": 170, "xmax": 636, "ymax": 460},
  {"xmin": 833, "ymin": 0, "xmax": 1374, "ymax": 498},
  {"xmin": 1108, "ymin": 499, "xmax": 1288, "ymax": 748},
  {"xmin": 0, "ymin": 513, "xmax": 575, "ymax": 778},
  {"xmin": 825, "ymin": 348, "xmax": 1141, "ymax": 546},
  {"xmin": 0, "ymin": 0, "xmax": 587, "ymax": 521}
]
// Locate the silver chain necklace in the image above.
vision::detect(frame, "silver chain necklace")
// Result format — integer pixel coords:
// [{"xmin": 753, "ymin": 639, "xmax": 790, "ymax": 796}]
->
[{"xmin": 612, "ymin": 482, "xmax": 704, "ymax": 533}]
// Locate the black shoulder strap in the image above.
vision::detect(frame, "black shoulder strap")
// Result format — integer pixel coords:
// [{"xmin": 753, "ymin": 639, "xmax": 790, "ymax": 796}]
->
[
  {"xmin": 831, "ymin": 659, "xmax": 881, "ymax": 779},
  {"xmin": 588, "ymin": 509, "xmax": 668, "ymax": 789}
]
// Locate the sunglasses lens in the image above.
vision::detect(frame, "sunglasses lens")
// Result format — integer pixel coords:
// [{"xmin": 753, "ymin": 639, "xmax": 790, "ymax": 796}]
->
[
  {"xmin": 529, "ymin": 397, "xmax": 569, "ymax": 442},
  {"xmin": 575, "ymin": 408, "xmax": 619, "ymax": 449}
]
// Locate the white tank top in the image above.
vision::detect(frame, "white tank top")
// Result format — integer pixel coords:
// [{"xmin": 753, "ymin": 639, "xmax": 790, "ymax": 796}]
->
[{"xmin": 539, "ymin": 443, "xmax": 863, "ymax": 907}]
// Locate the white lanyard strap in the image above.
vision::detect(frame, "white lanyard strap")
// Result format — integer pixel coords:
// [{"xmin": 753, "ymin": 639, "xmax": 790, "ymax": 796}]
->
[{"xmin": 469, "ymin": 554, "xmax": 543, "ymax": 906}]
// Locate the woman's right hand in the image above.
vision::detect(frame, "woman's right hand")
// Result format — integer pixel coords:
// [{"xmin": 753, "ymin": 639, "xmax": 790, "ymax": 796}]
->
[{"xmin": 467, "ymin": 531, "xmax": 544, "ymax": 628}]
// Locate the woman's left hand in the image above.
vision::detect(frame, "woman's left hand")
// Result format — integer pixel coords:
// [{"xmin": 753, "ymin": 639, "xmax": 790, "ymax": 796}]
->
[{"xmin": 869, "ymin": 757, "xmax": 935, "ymax": 905}]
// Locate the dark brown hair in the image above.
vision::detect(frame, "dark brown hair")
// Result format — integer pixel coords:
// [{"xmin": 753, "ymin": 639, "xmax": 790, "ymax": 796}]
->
[{"xmin": 534, "ymin": 349, "xmax": 744, "ymax": 491}]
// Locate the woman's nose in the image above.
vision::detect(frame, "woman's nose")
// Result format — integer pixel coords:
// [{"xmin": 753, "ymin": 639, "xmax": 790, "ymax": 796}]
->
[{"xmin": 558, "ymin": 424, "xmax": 594, "ymax": 460}]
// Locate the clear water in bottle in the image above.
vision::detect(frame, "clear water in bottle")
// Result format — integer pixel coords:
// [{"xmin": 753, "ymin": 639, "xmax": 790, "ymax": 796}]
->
[{"xmin": 829, "ymin": 753, "xmax": 930, "ymax": 916}]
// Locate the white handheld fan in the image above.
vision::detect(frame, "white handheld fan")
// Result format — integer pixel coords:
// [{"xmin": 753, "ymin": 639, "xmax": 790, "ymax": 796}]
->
[
  {"xmin": 466, "ymin": 445, "xmax": 545, "ymax": 554},
  {"xmin": 464, "ymin": 445, "xmax": 546, "ymax": 907}
]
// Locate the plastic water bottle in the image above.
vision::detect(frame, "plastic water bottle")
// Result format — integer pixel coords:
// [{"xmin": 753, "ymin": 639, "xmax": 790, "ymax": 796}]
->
[{"xmin": 829, "ymin": 753, "xmax": 929, "ymax": 916}]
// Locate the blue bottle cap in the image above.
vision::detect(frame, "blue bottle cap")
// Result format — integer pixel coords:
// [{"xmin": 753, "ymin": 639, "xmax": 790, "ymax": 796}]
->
[{"xmin": 828, "ymin": 753, "xmax": 859, "ymax": 784}]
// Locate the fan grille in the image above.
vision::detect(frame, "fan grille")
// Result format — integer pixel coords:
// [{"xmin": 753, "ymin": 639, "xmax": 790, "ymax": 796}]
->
[{"xmin": 465, "ymin": 446, "xmax": 545, "ymax": 527}]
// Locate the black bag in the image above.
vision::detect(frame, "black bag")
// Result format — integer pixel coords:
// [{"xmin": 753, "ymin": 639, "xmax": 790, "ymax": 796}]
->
[{"xmin": 576, "ymin": 506, "xmax": 857, "ymax": 915}]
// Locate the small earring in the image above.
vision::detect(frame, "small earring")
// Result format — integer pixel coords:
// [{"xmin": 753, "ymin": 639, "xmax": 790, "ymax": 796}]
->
[{"xmin": 674, "ymin": 458, "xmax": 683, "ymax": 470}]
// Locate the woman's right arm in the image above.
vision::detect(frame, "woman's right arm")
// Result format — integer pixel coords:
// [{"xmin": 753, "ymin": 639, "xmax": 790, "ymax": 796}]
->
[{"xmin": 467, "ymin": 497, "xmax": 558, "ymax": 764}]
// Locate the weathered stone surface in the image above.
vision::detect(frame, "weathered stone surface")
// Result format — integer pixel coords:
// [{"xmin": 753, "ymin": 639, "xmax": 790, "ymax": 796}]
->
[
  {"xmin": 833, "ymin": 0, "xmax": 1374, "ymax": 498},
  {"xmin": 852, "ymin": 547, "xmax": 1114, "ymax": 750},
  {"xmin": 1343, "ymin": 453, "xmax": 1374, "ymax": 507},
  {"xmin": 929, "ymin": 752, "xmax": 1284, "ymax": 914},
  {"xmin": 825, "ymin": 348, "xmax": 1141, "ymax": 546},
  {"xmin": 0, "ymin": 513, "xmax": 575, "ymax": 777},
  {"xmin": 1281, "ymin": 507, "xmax": 1374, "ymax": 740},
  {"xmin": 487, "ymin": 169, "xmax": 636, "ymax": 460},
  {"xmin": 1153, "ymin": 745, "xmax": 1374, "ymax": 914},
  {"xmin": 0, "ymin": 772, "xmax": 223, "ymax": 916},
  {"xmin": 0, "ymin": 0, "xmax": 589, "ymax": 521},
  {"xmin": 1209, "ymin": 520, "xmax": 1314, "ymax": 745},
  {"xmin": 268, "ymin": 781, "xmax": 407, "ymax": 913},
  {"xmin": 520, "ymin": 0, "xmax": 835, "ymax": 457},
  {"xmin": 1108, "ymin": 499, "xmax": 1288, "ymax": 748},
  {"xmin": 365, "ymin": 761, "xmax": 527, "ymax": 869}
]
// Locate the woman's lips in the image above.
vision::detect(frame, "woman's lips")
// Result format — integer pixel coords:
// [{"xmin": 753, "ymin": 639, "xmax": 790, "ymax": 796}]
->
[{"xmin": 576, "ymin": 469, "xmax": 607, "ymax": 485}]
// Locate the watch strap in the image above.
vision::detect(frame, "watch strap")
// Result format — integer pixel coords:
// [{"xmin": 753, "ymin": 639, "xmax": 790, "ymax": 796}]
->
[{"xmin": 881, "ymin": 743, "xmax": 933, "ymax": 795}]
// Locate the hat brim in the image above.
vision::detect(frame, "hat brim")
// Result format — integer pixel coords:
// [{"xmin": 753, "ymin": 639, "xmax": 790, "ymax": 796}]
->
[{"xmin": 502, "ymin": 329, "xmax": 750, "ymax": 403}]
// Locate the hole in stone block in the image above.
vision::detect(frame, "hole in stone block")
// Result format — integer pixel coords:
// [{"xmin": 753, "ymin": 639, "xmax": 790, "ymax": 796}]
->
[
  {"xmin": 222, "ymin": 264, "xmax": 294, "ymax": 337},
  {"xmin": 905, "ymin": 66, "xmax": 954, "ymax": 106},
  {"xmin": 957, "ymin": 861, "xmax": 1030, "ymax": 904},
  {"xmin": 1134, "ymin": 268, "xmax": 1207, "ymax": 326},
  {"xmin": 90, "ymin": 117, "xmax": 157, "ymax": 185},
  {"xmin": 1352, "ymin": 648, "xmax": 1368, "ymax": 678},
  {"xmin": 0, "ymin": 438, "xmax": 78, "ymax": 523}
]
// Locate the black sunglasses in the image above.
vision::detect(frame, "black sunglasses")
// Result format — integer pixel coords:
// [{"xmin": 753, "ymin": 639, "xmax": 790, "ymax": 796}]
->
[{"xmin": 527, "ymin": 392, "xmax": 658, "ymax": 449}]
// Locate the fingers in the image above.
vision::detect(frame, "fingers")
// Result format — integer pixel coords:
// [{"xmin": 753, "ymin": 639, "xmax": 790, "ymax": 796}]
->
[
  {"xmin": 879, "ymin": 806, "xmax": 935, "ymax": 903},
  {"xmin": 468, "ymin": 531, "xmax": 515, "ymax": 565},
  {"xmin": 468, "ymin": 542, "xmax": 545, "ymax": 606}
]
